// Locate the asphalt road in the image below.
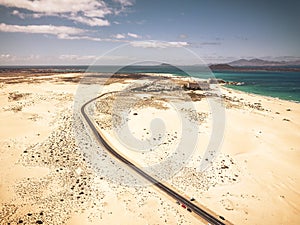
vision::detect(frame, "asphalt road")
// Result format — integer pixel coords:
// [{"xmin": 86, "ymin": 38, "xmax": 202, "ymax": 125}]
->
[{"xmin": 81, "ymin": 92, "xmax": 229, "ymax": 225}]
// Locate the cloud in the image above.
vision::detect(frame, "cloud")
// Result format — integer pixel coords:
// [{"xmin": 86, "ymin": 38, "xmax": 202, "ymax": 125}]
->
[
  {"xmin": 0, "ymin": 0, "xmax": 109, "ymax": 15},
  {"xmin": 0, "ymin": 23, "xmax": 131, "ymax": 43},
  {"xmin": 189, "ymin": 42, "xmax": 222, "ymax": 48},
  {"xmin": 57, "ymin": 34, "xmax": 103, "ymax": 42},
  {"xmin": 127, "ymin": 32, "xmax": 141, "ymax": 38},
  {"xmin": 11, "ymin": 9, "xmax": 47, "ymax": 19},
  {"xmin": 113, "ymin": 0, "xmax": 135, "ymax": 6},
  {"xmin": 179, "ymin": 34, "xmax": 188, "ymax": 39},
  {"xmin": 112, "ymin": 33, "xmax": 141, "ymax": 39},
  {"xmin": 58, "ymin": 54, "xmax": 132, "ymax": 63},
  {"xmin": 0, "ymin": 23, "xmax": 85, "ymax": 36},
  {"xmin": 82, "ymin": 8, "xmax": 111, "ymax": 18},
  {"xmin": 130, "ymin": 41, "xmax": 189, "ymax": 48},
  {"xmin": 67, "ymin": 16, "xmax": 110, "ymax": 27},
  {"xmin": 0, "ymin": 0, "xmax": 134, "ymax": 27},
  {"xmin": 0, "ymin": 53, "xmax": 125, "ymax": 65},
  {"xmin": 112, "ymin": 33, "xmax": 126, "ymax": 39},
  {"xmin": 0, "ymin": 53, "xmax": 12, "ymax": 59},
  {"xmin": 201, "ymin": 42, "xmax": 221, "ymax": 45},
  {"xmin": 12, "ymin": 10, "xmax": 25, "ymax": 19},
  {"xmin": 262, "ymin": 56, "xmax": 300, "ymax": 62},
  {"xmin": 57, "ymin": 33, "xmax": 130, "ymax": 43},
  {"xmin": 202, "ymin": 55, "xmax": 237, "ymax": 63},
  {"xmin": 0, "ymin": 54, "xmax": 44, "ymax": 64},
  {"xmin": 136, "ymin": 20, "xmax": 146, "ymax": 25},
  {"xmin": 0, "ymin": 23, "xmax": 188, "ymax": 48},
  {"xmin": 59, "ymin": 54, "xmax": 97, "ymax": 61}
]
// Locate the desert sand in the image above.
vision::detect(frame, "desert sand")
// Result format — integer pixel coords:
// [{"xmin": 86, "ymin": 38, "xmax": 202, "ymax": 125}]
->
[{"xmin": 0, "ymin": 71, "xmax": 299, "ymax": 225}]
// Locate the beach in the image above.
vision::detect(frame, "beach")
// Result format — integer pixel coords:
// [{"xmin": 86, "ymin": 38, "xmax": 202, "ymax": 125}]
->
[{"xmin": 0, "ymin": 71, "xmax": 299, "ymax": 225}]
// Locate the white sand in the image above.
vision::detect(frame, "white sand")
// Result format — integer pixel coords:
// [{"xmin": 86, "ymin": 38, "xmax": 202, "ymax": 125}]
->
[{"xmin": 0, "ymin": 73, "xmax": 299, "ymax": 225}]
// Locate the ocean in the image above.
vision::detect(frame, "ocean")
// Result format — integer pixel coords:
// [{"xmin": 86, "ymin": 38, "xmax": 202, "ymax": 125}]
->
[
  {"xmin": 1, "ymin": 65, "xmax": 299, "ymax": 102},
  {"xmin": 213, "ymin": 71, "xmax": 300, "ymax": 103},
  {"xmin": 112, "ymin": 65, "xmax": 300, "ymax": 103}
]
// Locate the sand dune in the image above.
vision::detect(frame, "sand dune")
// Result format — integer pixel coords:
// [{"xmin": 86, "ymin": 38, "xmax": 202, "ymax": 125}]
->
[{"xmin": 0, "ymin": 72, "xmax": 299, "ymax": 224}]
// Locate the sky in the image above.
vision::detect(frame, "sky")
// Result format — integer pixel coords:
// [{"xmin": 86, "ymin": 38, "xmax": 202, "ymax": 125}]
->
[{"xmin": 0, "ymin": 0, "xmax": 299, "ymax": 65}]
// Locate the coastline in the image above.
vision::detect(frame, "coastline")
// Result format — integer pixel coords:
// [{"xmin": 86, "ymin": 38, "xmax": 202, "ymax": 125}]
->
[
  {"xmin": 211, "ymin": 70, "xmax": 300, "ymax": 103},
  {"xmin": 222, "ymin": 85, "xmax": 300, "ymax": 104},
  {"xmin": 1, "ymin": 65, "xmax": 299, "ymax": 102}
]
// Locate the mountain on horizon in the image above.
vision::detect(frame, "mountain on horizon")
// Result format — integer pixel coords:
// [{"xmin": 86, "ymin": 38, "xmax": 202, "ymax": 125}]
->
[{"xmin": 228, "ymin": 58, "xmax": 300, "ymax": 67}]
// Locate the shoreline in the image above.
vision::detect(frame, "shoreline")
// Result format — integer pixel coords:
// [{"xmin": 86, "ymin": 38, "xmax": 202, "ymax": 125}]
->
[
  {"xmin": 145, "ymin": 72, "xmax": 300, "ymax": 104},
  {"xmin": 1, "ymin": 66, "xmax": 298, "ymax": 103},
  {"xmin": 222, "ymin": 85, "xmax": 300, "ymax": 104}
]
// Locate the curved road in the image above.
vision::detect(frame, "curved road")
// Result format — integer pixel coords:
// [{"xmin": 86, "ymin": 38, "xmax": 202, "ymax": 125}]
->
[{"xmin": 81, "ymin": 93, "xmax": 229, "ymax": 225}]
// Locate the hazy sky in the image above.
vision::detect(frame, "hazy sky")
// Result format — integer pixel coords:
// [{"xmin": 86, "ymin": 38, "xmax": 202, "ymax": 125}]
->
[{"xmin": 0, "ymin": 0, "xmax": 299, "ymax": 65}]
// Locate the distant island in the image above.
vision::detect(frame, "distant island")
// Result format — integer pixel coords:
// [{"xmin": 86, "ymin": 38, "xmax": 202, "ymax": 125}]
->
[{"xmin": 209, "ymin": 58, "xmax": 300, "ymax": 72}]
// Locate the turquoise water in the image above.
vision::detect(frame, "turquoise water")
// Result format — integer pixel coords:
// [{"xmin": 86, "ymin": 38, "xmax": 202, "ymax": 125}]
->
[
  {"xmin": 115, "ymin": 66, "xmax": 300, "ymax": 102},
  {"xmin": 213, "ymin": 71, "xmax": 300, "ymax": 102},
  {"xmin": 113, "ymin": 66, "xmax": 300, "ymax": 102},
  {"xmin": 1, "ymin": 65, "xmax": 299, "ymax": 102}
]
